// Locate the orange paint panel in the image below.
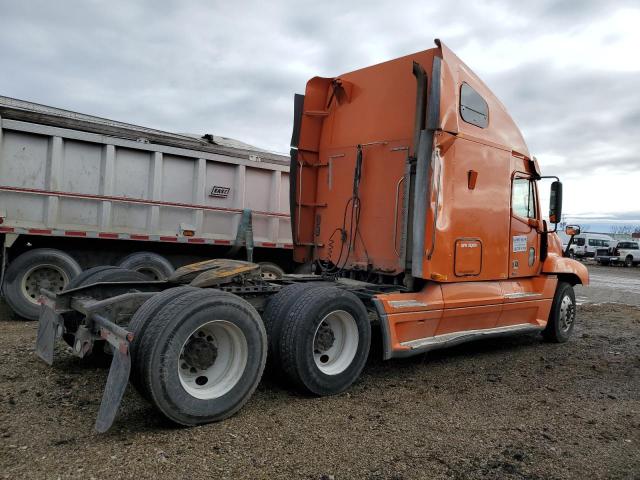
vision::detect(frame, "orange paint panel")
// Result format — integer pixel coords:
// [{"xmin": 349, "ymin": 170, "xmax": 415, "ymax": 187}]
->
[
  {"xmin": 390, "ymin": 310, "xmax": 442, "ymax": 346},
  {"xmin": 441, "ymin": 281, "xmax": 503, "ymax": 309},
  {"xmin": 421, "ymin": 136, "xmax": 512, "ymax": 282},
  {"xmin": 500, "ymin": 276, "xmax": 557, "ymax": 303},
  {"xmin": 497, "ymin": 300, "xmax": 552, "ymax": 328},
  {"xmin": 436, "ymin": 304, "xmax": 502, "ymax": 336}
]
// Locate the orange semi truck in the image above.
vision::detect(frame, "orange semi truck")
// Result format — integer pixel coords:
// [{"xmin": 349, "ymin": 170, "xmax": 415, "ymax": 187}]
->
[{"xmin": 36, "ymin": 39, "xmax": 588, "ymax": 432}]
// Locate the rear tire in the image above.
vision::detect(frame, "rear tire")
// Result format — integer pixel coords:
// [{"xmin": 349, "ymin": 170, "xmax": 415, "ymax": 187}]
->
[
  {"xmin": 128, "ymin": 286, "xmax": 199, "ymax": 399},
  {"xmin": 3, "ymin": 249, "xmax": 81, "ymax": 320},
  {"xmin": 262, "ymin": 282, "xmax": 330, "ymax": 373},
  {"xmin": 117, "ymin": 252, "xmax": 174, "ymax": 280},
  {"xmin": 543, "ymin": 282, "xmax": 576, "ymax": 343},
  {"xmin": 625, "ymin": 255, "xmax": 633, "ymax": 268},
  {"xmin": 138, "ymin": 289, "xmax": 267, "ymax": 426},
  {"xmin": 279, "ymin": 286, "xmax": 371, "ymax": 395}
]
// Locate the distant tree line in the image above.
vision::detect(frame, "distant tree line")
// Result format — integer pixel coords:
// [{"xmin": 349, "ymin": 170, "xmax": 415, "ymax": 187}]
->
[{"xmin": 610, "ymin": 225, "xmax": 640, "ymax": 235}]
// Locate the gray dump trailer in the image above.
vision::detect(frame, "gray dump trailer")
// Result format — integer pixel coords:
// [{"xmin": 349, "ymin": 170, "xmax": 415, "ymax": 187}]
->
[{"xmin": 0, "ymin": 96, "xmax": 292, "ymax": 319}]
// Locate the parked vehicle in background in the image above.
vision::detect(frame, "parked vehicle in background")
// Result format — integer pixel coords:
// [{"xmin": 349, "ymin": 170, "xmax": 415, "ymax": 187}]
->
[
  {"xmin": 567, "ymin": 233, "xmax": 613, "ymax": 259},
  {"xmin": 596, "ymin": 241, "xmax": 640, "ymax": 267},
  {"xmin": 0, "ymin": 96, "xmax": 292, "ymax": 319}
]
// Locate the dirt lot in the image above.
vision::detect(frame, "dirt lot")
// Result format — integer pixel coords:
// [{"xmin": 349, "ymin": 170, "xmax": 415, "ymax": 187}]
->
[{"xmin": 1, "ymin": 265, "xmax": 639, "ymax": 479}]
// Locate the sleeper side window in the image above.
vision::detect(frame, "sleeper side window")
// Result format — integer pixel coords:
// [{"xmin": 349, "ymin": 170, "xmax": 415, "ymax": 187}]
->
[
  {"xmin": 460, "ymin": 83, "xmax": 489, "ymax": 128},
  {"xmin": 512, "ymin": 178, "xmax": 537, "ymax": 219}
]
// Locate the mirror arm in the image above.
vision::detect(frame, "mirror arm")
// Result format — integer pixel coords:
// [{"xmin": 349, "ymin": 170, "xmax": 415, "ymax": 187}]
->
[{"xmin": 564, "ymin": 235, "xmax": 575, "ymax": 258}]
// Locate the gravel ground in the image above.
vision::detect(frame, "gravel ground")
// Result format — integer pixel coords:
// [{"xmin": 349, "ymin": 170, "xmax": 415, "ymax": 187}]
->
[{"xmin": 1, "ymin": 266, "xmax": 639, "ymax": 479}]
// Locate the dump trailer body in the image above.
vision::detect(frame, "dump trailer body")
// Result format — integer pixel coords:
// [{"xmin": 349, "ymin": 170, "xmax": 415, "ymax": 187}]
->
[{"xmin": 0, "ymin": 96, "xmax": 292, "ymax": 249}]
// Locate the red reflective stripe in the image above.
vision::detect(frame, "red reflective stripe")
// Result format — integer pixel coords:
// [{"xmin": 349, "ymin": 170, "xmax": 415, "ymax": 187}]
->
[
  {"xmin": 130, "ymin": 234, "xmax": 149, "ymax": 240},
  {"xmin": 260, "ymin": 242, "xmax": 277, "ymax": 247},
  {"xmin": 284, "ymin": 244, "xmax": 294, "ymax": 249},
  {"xmin": 0, "ymin": 226, "xmax": 15, "ymax": 233},
  {"xmin": 98, "ymin": 232, "xmax": 119, "ymax": 239},
  {"xmin": 65, "ymin": 230, "xmax": 86, "ymax": 237},
  {"xmin": 29, "ymin": 228, "xmax": 53, "ymax": 235},
  {"xmin": 160, "ymin": 236, "xmax": 178, "ymax": 242},
  {"xmin": 214, "ymin": 240, "xmax": 231, "ymax": 245},
  {"xmin": 187, "ymin": 238, "xmax": 206, "ymax": 243}
]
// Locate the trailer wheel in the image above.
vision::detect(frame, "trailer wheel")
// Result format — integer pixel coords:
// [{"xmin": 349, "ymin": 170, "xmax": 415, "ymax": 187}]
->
[
  {"xmin": 117, "ymin": 252, "xmax": 174, "ymax": 280},
  {"xmin": 543, "ymin": 282, "xmax": 576, "ymax": 343},
  {"xmin": 128, "ymin": 286, "xmax": 199, "ymax": 400},
  {"xmin": 258, "ymin": 262, "xmax": 285, "ymax": 280},
  {"xmin": 138, "ymin": 289, "xmax": 266, "ymax": 425},
  {"xmin": 65, "ymin": 265, "xmax": 120, "ymax": 290},
  {"xmin": 3, "ymin": 248, "xmax": 82, "ymax": 320},
  {"xmin": 262, "ymin": 282, "xmax": 330, "ymax": 372},
  {"xmin": 279, "ymin": 286, "xmax": 371, "ymax": 395}
]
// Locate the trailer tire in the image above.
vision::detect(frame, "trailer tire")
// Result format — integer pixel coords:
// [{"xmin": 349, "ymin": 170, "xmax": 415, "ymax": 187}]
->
[
  {"xmin": 279, "ymin": 286, "xmax": 371, "ymax": 396},
  {"xmin": 3, "ymin": 248, "xmax": 82, "ymax": 320},
  {"xmin": 65, "ymin": 265, "xmax": 120, "ymax": 290},
  {"xmin": 262, "ymin": 282, "xmax": 331, "ymax": 373},
  {"xmin": 138, "ymin": 289, "xmax": 267, "ymax": 426},
  {"xmin": 543, "ymin": 282, "xmax": 576, "ymax": 343},
  {"xmin": 129, "ymin": 286, "xmax": 199, "ymax": 399},
  {"xmin": 258, "ymin": 262, "xmax": 285, "ymax": 280},
  {"xmin": 117, "ymin": 252, "xmax": 174, "ymax": 280}
]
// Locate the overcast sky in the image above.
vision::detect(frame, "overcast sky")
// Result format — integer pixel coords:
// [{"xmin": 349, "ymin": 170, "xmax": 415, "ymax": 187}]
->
[{"xmin": 1, "ymin": 0, "xmax": 638, "ymax": 230}]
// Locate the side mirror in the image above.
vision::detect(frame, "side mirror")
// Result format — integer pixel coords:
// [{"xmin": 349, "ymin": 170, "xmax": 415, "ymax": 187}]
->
[
  {"xmin": 565, "ymin": 225, "xmax": 581, "ymax": 236},
  {"xmin": 549, "ymin": 181, "xmax": 563, "ymax": 224}
]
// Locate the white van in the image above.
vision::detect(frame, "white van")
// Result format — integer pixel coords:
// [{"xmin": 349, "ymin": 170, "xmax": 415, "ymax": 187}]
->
[{"xmin": 568, "ymin": 233, "xmax": 614, "ymax": 259}]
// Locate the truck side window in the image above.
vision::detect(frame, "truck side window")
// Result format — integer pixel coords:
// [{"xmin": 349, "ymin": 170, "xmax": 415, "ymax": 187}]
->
[
  {"xmin": 511, "ymin": 178, "xmax": 536, "ymax": 219},
  {"xmin": 460, "ymin": 83, "xmax": 488, "ymax": 128}
]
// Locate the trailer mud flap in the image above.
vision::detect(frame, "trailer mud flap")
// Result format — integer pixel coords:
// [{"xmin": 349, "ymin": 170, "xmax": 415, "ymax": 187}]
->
[
  {"xmin": 35, "ymin": 306, "xmax": 61, "ymax": 365},
  {"xmin": 95, "ymin": 346, "xmax": 131, "ymax": 433}
]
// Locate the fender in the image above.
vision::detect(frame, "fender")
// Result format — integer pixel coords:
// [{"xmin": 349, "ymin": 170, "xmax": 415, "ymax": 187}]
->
[{"xmin": 542, "ymin": 252, "xmax": 589, "ymax": 286}]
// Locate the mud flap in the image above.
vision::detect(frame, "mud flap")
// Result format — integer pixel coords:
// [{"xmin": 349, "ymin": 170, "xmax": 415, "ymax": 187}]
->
[
  {"xmin": 35, "ymin": 306, "xmax": 61, "ymax": 366},
  {"xmin": 95, "ymin": 345, "xmax": 131, "ymax": 433}
]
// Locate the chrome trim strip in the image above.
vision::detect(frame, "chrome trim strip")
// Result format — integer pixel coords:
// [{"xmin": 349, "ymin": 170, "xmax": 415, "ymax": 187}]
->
[
  {"xmin": 388, "ymin": 300, "xmax": 429, "ymax": 308},
  {"xmin": 400, "ymin": 323, "xmax": 543, "ymax": 350},
  {"xmin": 503, "ymin": 292, "xmax": 543, "ymax": 299}
]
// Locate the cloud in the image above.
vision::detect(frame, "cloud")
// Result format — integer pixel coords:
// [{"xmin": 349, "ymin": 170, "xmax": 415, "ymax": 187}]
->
[{"xmin": 0, "ymin": 0, "xmax": 638, "ymax": 217}]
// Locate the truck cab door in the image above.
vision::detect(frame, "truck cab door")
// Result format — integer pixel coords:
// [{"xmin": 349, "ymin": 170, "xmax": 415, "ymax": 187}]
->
[{"xmin": 509, "ymin": 176, "xmax": 540, "ymax": 278}]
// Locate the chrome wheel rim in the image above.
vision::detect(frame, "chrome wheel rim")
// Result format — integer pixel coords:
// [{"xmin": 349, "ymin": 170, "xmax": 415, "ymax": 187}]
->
[
  {"xmin": 312, "ymin": 310, "xmax": 359, "ymax": 375},
  {"xmin": 559, "ymin": 295, "xmax": 575, "ymax": 332},
  {"xmin": 21, "ymin": 265, "xmax": 69, "ymax": 304},
  {"xmin": 178, "ymin": 320, "xmax": 248, "ymax": 400}
]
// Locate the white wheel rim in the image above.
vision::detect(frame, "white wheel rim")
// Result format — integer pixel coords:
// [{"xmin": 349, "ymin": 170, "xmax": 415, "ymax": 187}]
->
[
  {"xmin": 178, "ymin": 320, "xmax": 248, "ymax": 400},
  {"xmin": 312, "ymin": 310, "xmax": 359, "ymax": 375},
  {"xmin": 21, "ymin": 264, "xmax": 69, "ymax": 304},
  {"xmin": 559, "ymin": 295, "xmax": 575, "ymax": 332}
]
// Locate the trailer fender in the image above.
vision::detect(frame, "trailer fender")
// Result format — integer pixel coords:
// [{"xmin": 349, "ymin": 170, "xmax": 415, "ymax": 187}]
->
[{"xmin": 542, "ymin": 253, "xmax": 589, "ymax": 286}]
